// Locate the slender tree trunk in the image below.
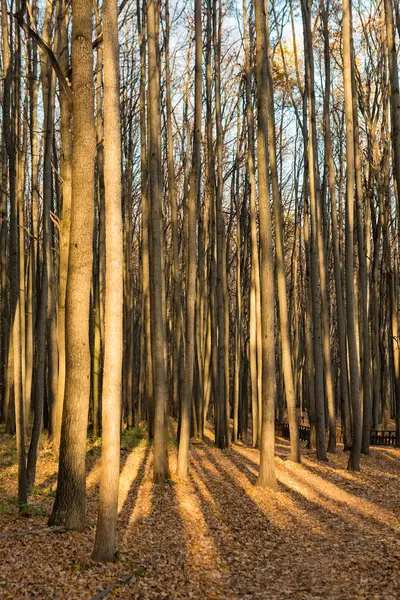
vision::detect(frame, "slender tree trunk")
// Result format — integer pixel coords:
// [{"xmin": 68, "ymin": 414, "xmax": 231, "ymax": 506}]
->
[
  {"xmin": 214, "ymin": 0, "xmax": 227, "ymax": 449},
  {"xmin": 165, "ymin": 0, "xmax": 181, "ymax": 423},
  {"xmin": 265, "ymin": 7, "xmax": 300, "ymax": 463},
  {"xmin": 147, "ymin": 0, "xmax": 169, "ymax": 482},
  {"xmin": 27, "ymin": 29, "xmax": 57, "ymax": 486},
  {"xmin": 9, "ymin": 3, "xmax": 28, "ymax": 507},
  {"xmin": 177, "ymin": 0, "xmax": 202, "ymax": 478},
  {"xmin": 242, "ymin": 0, "xmax": 260, "ymax": 446},
  {"xmin": 384, "ymin": 0, "xmax": 400, "ymax": 446},
  {"xmin": 254, "ymin": 0, "xmax": 277, "ymax": 491},
  {"xmin": 53, "ymin": 0, "xmax": 72, "ymax": 452},
  {"xmin": 232, "ymin": 117, "xmax": 242, "ymax": 444},
  {"xmin": 351, "ymin": 55, "xmax": 371, "ymax": 456},
  {"xmin": 302, "ymin": 0, "xmax": 328, "ymax": 461},
  {"xmin": 342, "ymin": 0, "xmax": 362, "ymax": 471},
  {"xmin": 92, "ymin": 0, "xmax": 123, "ymax": 561},
  {"xmin": 322, "ymin": 0, "xmax": 351, "ymax": 451}
]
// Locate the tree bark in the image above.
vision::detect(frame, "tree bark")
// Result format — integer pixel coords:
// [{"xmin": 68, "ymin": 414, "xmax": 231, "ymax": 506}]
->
[
  {"xmin": 49, "ymin": 0, "xmax": 96, "ymax": 528},
  {"xmin": 254, "ymin": 0, "xmax": 277, "ymax": 491},
  {"xmin": 92, "ymin": 0, "xmax": 123, "ymax": 561},
  {"xmin": 342, "ymin": 0, "xmax": 362, "ymax": 471}
]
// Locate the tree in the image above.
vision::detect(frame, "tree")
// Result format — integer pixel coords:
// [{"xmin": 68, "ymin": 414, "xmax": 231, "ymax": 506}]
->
[
  {"xmin": 342, "ymin": 0, "xmax": 362, "ymax": 471},
  {"xmin": 266, "ymin": 3, "xmax": 300, "ymax": 463},
  {"xmin": 147, "ymin": 0, "xmax": 169, "ymax": 483},
  {"xmin": 49, "ymin": 0, "xmax": 96, "ymax": 529},
  {"xmin": 254, "ymin": 0, "xmax": 277, "ymax": 491},
  {"xmin": 176, "ymin": 0, "xmax": 202, "ymax": 479},
  {"xmin": 92, "ymin": 0, "xmax": 123, "ymax": 561}
]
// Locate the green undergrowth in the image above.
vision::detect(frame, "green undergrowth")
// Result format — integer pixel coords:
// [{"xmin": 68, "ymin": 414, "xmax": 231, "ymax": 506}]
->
[
  {"xmin": 121, "ymin": 426, "xmax": 148, "ymax": 450},
  {"xmin": 0, "ymin": 420, "xmax": 176, "ymax": 516}
]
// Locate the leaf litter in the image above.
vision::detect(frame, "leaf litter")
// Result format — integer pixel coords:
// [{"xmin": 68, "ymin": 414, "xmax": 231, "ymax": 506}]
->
[{"xmin": 0, "ymin": 429, "xmax": 399, "ymax": 599}]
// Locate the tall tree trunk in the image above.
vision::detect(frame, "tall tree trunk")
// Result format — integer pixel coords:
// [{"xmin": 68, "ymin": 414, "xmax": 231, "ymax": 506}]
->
[
  {"xmin": 384, "ymin": 0, "xmax": 400, "ymax": 446},
  {"xmin": 8, "ymin": 2, "xmax": 28, "ymax": 507},
  {"xmin": 27, "ymin": 25, "xmax": 57, "ymax": 486},
  {"xmin": 265, "ymin": 7, "xmax": 300, "ymax": 463},
  {"xmin": 54, "ymin": 0, "xmax": 72, "ymax": 452},
  {"xmin": 92, "ymin": 0, "xmax": 123, "ymax": 561},
  {"xmin": 242, "ymin": 0, "xmax": 260, "ymax": 447},
  {"xmin": 232, "ymin": 117, "xmax": 242, "ymax": 445},
  {"xmin": 165, "ymin": 0, "xmax": 181, "ymax": 423},
  {"xmin": 302, "ymin": 0, "xmax": 328, "ymax": 461},
  {"xmin": 254, "ymin": 0, "xmax": 277, "ymax": 491},
  {"xmin": 147, "ymin": 0, "xmax": 169, "ymax": 482},
  {"xmin": 137, "ymin": 0, "xmax": 153, "ymax": 438},
  {"xmin": 322, "ymin": 0, "xmax": 351, "ymax": 451},
  {"xmin": 177, "ymin": 0, "xmax": 201, "ymax": 478},
  {"xmin": 342, "ymin": 0, "xmax": 362, "ymax": 471},
  {"xmin": 214, "ymin": 0, "xmax": 227, "ymax": 449},
  {"xmin": 49, "ymin": 0, "xmax": 96, "ymax": 529},
  {"xmin": 351, "ymin": 54, "xmax": 372, "ymax": 456}
]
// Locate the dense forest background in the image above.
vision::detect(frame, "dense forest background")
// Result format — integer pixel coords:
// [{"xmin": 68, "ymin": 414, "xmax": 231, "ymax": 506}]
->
[{"xmin": 1, "ymin": 0, "xmax": 400, "ymax": 590}]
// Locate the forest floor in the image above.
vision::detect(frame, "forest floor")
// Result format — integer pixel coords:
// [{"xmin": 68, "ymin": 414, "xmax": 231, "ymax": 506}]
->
[{"xmin": 0, "ymin": 424, "xmax": 400, "ymax": 599}]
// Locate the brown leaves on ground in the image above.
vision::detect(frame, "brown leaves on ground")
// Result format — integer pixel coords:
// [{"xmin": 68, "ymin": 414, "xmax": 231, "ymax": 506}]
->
[{"xmin": 0, "ymin": 429, "xmax": 400, "ymax": 599}]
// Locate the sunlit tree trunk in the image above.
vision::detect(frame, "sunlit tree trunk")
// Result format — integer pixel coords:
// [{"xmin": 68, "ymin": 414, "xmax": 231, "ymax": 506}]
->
[
  {"xmin": 265, "ymin": 7, "xmax": 300, "ymax": 463},
  {"xmin": 177, "ymin": 0, "xmax": 202, "ymax": 478},
  {"xmin": 92, "ymin": 0, "xmax": 123, "ymax": 561},
  {"xmin": 232, "ymin": 116, "xmax": 242, "ymax": 445},
  {"xmin": 254, "ymin": 0, "xmax": 277, "ymax": 491},
  {"xmin": 49, "ymin": 0, "xmax": 96, "ymax": 528},
  {"xmin": 342, "ymin": 0, "xmax": 362, "ymax": 471}
]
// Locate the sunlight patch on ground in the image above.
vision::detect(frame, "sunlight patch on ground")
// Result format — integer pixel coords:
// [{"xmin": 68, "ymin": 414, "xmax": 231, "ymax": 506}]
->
[
  {"xmin": 281, "ymin": 460, "xmax": 400, "ymax": 530},
  {"xmin": 86, "ymin": 463, "xmax": 101, "ymax": 493},
  {"xmin": 172, "ymin": 454, "xmax": 230, "ymax": 593},
  {"xmin": 118, "ymin": 445, "xmax": 148, "ymax": 512},
  {"xmin": 120, "ymin": 451, "xmax": 153, "ymax": 537},
  {"xmin": 300, "ymin": 454, "xmax": 362, "ymax": 482},
  {"xmin": 220, "ymin": 444, "xmax": 328, "ymax": 532}
]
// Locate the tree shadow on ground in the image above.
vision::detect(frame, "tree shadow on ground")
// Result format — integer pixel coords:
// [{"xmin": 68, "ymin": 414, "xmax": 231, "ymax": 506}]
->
[
  {"xmin": 229, "ymin": 440, "xmax": 400, "ymax": 536},
  {"xmin": 190, "ymin": 439, "xmax": 400, "ymax": 598},
  {"xmin": 189, "ymin": 444, "xmax": 284, "ymax": 598},
  {"xmin": 118, "ymin": 443, "xmax": 151, "ymax": 535},
  {"xmin": 119, "ymin": 457, "xmax": 193, "ymax": 598},
  {"xmin": 232, "ymin": 443, "xmax": 400, "ymax": 529}
]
